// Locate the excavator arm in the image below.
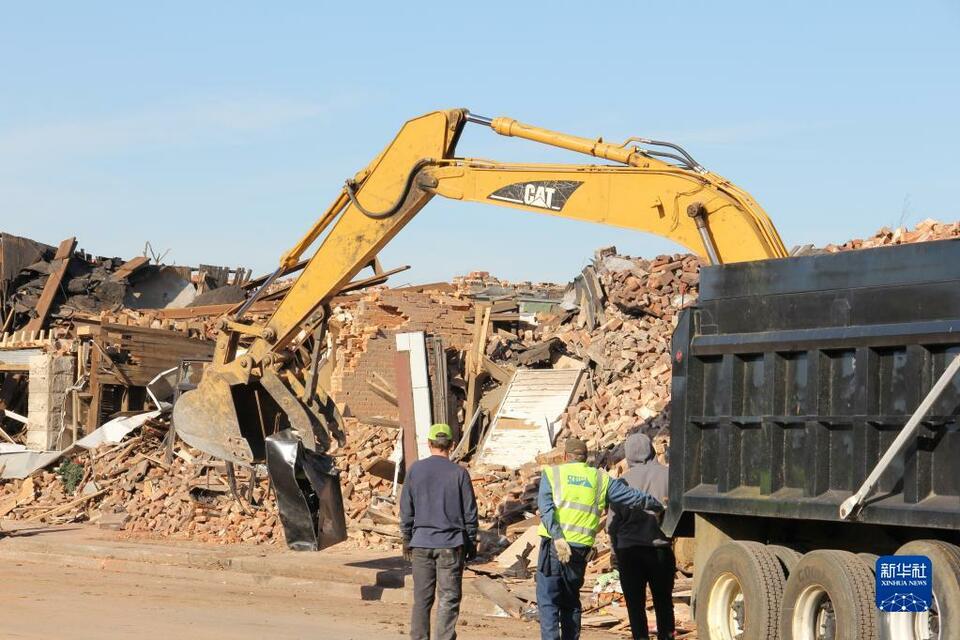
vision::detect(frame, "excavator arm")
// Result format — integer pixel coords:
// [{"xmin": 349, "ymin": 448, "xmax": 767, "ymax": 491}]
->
[
  {"xmin": 173, "ymin": 108, "xmax": 787, "ymax": 465},
  {"xmin": 422, "ymin": 161, "xmax": 780, "ymax": 263}
]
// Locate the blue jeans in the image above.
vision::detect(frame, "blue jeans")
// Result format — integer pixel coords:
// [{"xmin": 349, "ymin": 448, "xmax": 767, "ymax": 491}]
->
[{"xmin": 536, "ymin": 538, "xmax": 589, "ymax": 640}]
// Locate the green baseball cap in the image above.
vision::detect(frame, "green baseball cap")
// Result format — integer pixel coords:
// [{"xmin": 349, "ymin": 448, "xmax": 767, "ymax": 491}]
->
[{"xmin": 428, "ymin": 423, "xmax": 453, "ymax": 440}]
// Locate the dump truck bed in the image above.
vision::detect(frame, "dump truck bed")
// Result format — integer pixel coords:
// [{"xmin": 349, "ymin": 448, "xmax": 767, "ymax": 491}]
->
[{"xmin": 665, "ymin": 239, "xmax": 960, "ymax": 535}]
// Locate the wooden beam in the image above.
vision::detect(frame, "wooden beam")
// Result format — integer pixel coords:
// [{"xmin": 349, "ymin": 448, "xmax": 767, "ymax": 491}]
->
[
  {"xmin": 254, "ymin": 264, "xmax": 412, "ymax": 304},
  {"xmin": 109, "ymin": 255, "xmax": 150, "ymax": 282},
  {"xmin": 25, "ymin": 237, "xmax": 76, "ymax": 332},
  {"xmin": 86, "ymin": 335, "xmax": 104, "ymax": 433},
  {"xmin": 148, "ymin": 300, "xmax": 277, "ymax": 319},
  {"xmin": 475, "ymin": 306, "xmax": 491, "ymax": 376},
  {"xmin": 471, "ymin": 575, "xmax": 525, "ymax": 618},
  {"xmin": 359, "ymin": 416, "xmax": 402, "ymax": 429},
  {"xmin": 242, "ymin": 258, "xmax": 308, "ymax": 290},
  {"xmin": 482, "ymin": 357, "xmax": 514, "ymax": 384},
  {"xmin": 91, "ymin": 340, "xmax": 135, "ymax": 388},
  {"xmin": 337, "ymin": 264, "xmax": 410, "ymax": 295},
  {"xmin": 451, "ymin": 407, "xmax": 483, "ymax": 462}
]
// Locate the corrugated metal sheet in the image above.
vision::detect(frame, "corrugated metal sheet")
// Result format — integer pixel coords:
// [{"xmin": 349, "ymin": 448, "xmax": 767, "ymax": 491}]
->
[{"xmin": 477, "ymin": 367, "xmax": 583, "ymax": 469}]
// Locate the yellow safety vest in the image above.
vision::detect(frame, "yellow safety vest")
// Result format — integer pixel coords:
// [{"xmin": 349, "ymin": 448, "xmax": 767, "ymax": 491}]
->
[{"xmin": 538, "ymin": 462, "xmax": 610, "ymax": 547}]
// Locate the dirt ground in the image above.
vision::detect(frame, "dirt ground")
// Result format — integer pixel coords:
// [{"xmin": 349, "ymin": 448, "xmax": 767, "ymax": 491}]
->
[{"xmin": 0, "ymin": 556, "xmax": 611, "ymax": 640}]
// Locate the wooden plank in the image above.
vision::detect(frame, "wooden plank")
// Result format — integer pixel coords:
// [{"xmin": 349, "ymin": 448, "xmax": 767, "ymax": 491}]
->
[
  {"xmin": 338, "ymin": 264, "xmax": 410, "ymax": 294},
  {"xmin": 464, "ymin": 369, "xmax": 481, "ymax": 430},
  {"xmin": 490, "ymin": 300, "xmax": 519, "ymax": 313},
  {"xmin": 450, "ymin": 406, "xmax": 482, "ymax": 462},
  {"xmin": 358, "ymin": 523, "xmax": 402, "ymax": 538},
  {"xmin": 495, "ymin": 525, "xmax": 540, "ymax": 568},
  {"xmin": 148, "ymin": 300, "xmax": 277, "ymax": 320},
  {"xmin": 464, "ymin": 304, "xmax": 487, "ymax": 423},
  {"xmin": 25, "ymin": 237, "xmax": 76, "ymax": 332},
  {"xmin": 92, "ymin": 341, "xmax": 134, "ymax": 387},
  {"xmin": 427, "ymin": 336, "xmax": 449, "ymax": 427},
  {"xmin": 359, "ymin": 416, "xmax": 402, "ymax": 429},
  {"xmin": 85, "ymin": 330, "xmax": 104, "ymax": 433},
  {"xmin": 109, "ymin": 255, "xmax": 150, "ymax": 282},
  {"xmin": 471, "ymin": 575, "xmax": 525, "ymax": 618},
  {"xmin": 101, "ymin": 322, "xmax": 214, "ymax": 342},
  {"xmin": 466, "ymin": 312, "xmax": 521, "ymax": 323},
  {"xmin": 22, "ymin": 488, "xmax": 109, "ymax": 523},
  {"xmin": 482, "ymin": 357, "xmax": 514, "ymax": 384}
]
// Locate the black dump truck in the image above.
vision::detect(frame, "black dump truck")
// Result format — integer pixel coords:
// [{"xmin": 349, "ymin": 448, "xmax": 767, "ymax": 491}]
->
[{"xmin": 662, "ymin": 239, "xmax": 960, "ymax": 640}]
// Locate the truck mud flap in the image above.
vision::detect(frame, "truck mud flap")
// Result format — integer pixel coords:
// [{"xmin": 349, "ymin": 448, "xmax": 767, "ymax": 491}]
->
[{"xmin": 265, "ymin": 429, "xmax": 347, "ymax": 551}]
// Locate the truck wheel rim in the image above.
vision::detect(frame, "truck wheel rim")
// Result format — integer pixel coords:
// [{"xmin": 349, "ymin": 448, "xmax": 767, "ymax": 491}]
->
[
  {"xmin": 707, "ymin": 571, "xmax": 745, "ymax": 640},
  {"xmin": 884, "ymin": 593, "xmax": 940, "ymax": 640},
  {"xmin": 792, "ymin": 584, "xmax": 836, "ymax": 640}
]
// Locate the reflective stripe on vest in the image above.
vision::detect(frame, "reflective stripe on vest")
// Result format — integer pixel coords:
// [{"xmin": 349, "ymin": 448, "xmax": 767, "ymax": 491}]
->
[{"xmin": 537, "ymin": 462, "xmax": 609, "ymax": 547}]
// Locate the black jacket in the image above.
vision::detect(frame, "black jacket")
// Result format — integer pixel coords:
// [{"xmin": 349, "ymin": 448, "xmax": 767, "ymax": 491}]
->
[{"xmin": 608, "ymin": 433, "xmax": 671, "ymax": 548}]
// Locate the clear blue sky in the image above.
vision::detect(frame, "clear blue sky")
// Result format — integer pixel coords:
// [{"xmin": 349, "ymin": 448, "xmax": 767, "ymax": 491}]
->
[{"xmin": 2, "ymin": 2, "xmax": 958, "ymax": 285}]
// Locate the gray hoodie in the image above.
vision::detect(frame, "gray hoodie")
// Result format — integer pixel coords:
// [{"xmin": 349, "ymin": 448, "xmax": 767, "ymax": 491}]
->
[{"xmin": 608, "ymin": 433, "xmax": 671, "ymax": 548}]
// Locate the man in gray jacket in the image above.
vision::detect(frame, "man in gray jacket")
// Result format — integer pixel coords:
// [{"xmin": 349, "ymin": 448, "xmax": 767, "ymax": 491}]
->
[{"xmin": 608, "ymin": 432, "xmax": 674, "ymax": 640}]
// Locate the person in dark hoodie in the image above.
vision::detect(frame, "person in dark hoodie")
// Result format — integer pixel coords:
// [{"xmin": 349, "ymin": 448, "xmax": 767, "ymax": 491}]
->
[{"xmin": 608, "ymin": 432, "xmax": 675, "ymax": 640}]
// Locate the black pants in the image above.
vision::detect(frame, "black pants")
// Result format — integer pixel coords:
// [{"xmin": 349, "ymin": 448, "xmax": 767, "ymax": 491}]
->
[
  {"xmin": 614, "ymin": 545, "xmax": 676, "ymax": 640},
  {"xmin": 411, "ymin": 546, "xmax": 464, "ymax": 640}
]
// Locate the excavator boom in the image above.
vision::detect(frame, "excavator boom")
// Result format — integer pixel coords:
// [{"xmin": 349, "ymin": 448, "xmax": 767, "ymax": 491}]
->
[{"xmin": 173, "ymin": 108, "xmax": 787, "ymax": 469}]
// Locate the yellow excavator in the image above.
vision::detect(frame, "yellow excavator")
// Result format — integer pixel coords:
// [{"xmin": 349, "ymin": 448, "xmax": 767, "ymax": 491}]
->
[{"xmin": 173, "ymin": 108, "xmax": 787, "ymax": 469}]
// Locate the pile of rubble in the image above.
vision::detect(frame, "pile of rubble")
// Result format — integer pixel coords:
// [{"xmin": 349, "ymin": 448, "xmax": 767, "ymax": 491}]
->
[
  {"xmin": 0, "ymin": 231, "xmax": 257, "ymax": 454},
  {"xmin": 4, "ymin": 218, "xmax": 959, "ymax": 553},
  {"xmin": 823, "ymin": 218, "xmax": 960, "ymax": 253},
  {"xmin": 0, "ymin": 419, "xmax": 285, "ymax": 545},
  {"xmin": 2, "ymin": 218, "xmax": 958, "ymax": 637},
  {"xmin": 468, "ymin": 218, "xmax": 960, "ymax": 532},
  {"xmin": 550, "ymin": 252, "xmax": 699, "ymax": 450},
  {"xmin": 0, "ymin": 233, "xmax": 251, "ymax": 335}
]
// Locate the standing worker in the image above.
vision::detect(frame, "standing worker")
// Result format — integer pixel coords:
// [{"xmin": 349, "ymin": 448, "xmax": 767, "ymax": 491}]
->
[
  {"xmin": 537, "ymin": 437, "xmax": 663, "ymax": 640},
  {"xmin": 609, "ymin": 432, "xmax": 675, "ymax": 640},
  {"xmin": 400, "ymin": 423, "xmax": 479, "ymax": 640}
]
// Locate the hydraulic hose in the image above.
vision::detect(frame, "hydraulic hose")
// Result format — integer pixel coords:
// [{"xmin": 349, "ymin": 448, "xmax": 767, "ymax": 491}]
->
[{"xmin": 344, "ymin": 158, "xmax": 435, "ymax": 219}]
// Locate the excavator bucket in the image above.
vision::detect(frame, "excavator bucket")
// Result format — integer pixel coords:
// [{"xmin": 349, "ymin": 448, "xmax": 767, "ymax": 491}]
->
[
  {"xmin": 174, "ymin": 362, "xmax": 349, "ymax": 551},
  {"xmin": 173, "ymin": 369, "xmax": 255, "ymax": 465},
  {"xmin": 174, "ymin": 363, "xmax": 343, "ymax": 466}
]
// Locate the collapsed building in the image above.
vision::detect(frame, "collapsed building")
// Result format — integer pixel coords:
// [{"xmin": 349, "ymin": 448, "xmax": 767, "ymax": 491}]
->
[
  {"xmin": 0, "ymin": 234, "xmax": 252, "ymax": 454},
  {"xmin": 1, "ymin": 219, "xmax": 959, "ymax": 631}
]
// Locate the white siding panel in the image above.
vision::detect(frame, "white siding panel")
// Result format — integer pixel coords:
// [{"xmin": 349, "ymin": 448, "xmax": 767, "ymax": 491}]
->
[{"xmin": 477, "ymin": 368, "xmax": 583, "ymax": 468}]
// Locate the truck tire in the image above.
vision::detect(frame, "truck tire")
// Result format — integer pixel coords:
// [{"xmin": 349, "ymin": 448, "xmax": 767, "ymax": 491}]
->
[
  {"xmin": 858, "ymin": 553, "xmax": 879, "ymax": 572},
  {"xmin": 880, "ymin": 539, "xmax": 960, "ymax": 640},
  {"xmin": 781, "ymin": 549, "xmax": 878, "ymax": 640},
  {"xmin": 769, "ymin": 545, "xmax": 803, "ymax": 576},
  {"xmin": 695, "ymin": 541, "xmax": 785, "ymax": 640}
]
